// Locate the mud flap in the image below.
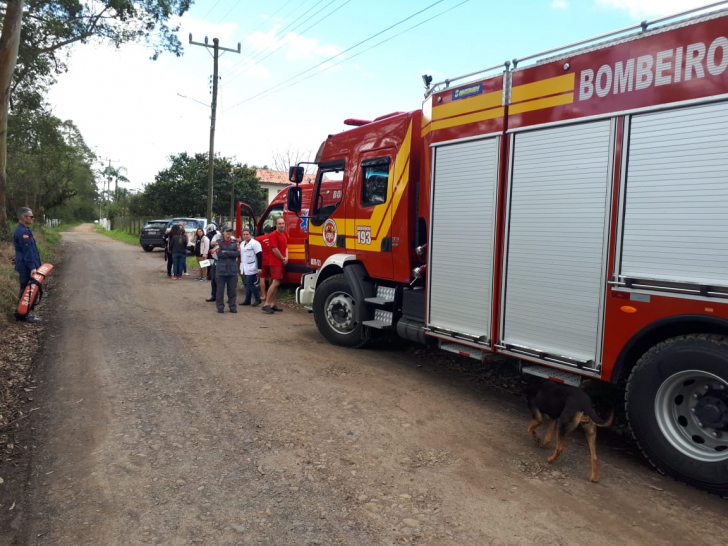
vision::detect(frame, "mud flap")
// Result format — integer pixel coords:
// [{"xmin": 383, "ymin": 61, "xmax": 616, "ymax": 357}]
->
[{"xmin": 16, "ymin": 263, "xmax": 53, "ymax": 320}]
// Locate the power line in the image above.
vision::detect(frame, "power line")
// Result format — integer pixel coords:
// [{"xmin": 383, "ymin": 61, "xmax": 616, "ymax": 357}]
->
[
  {"xmin": 226, "ymin": 0, "xmax": 354, "ymax": 86},
  {"xmin": 201, "ymin": 0, "xmax": 224, "ymax": 19},
  {"xmin": 227, "ymin": 0, "xmax": 450, "ymax": 110},
  {"xmin": 244, "ymin": 0, "xmax": 297, "ymax": 36},
  {"xmin": 217, "ymin": 0, "xmax": 243, "ymax": 23},
  {"xmin": 234, "ymin": 1, "xmax": 471, "ymax": 108},
  {"xmin": 229, "ymin": 0, "xmax": 326, "ymax": 72}
]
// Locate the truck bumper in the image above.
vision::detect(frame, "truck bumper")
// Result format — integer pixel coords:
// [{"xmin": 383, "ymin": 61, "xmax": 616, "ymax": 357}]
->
[{"xmin": 296, "ymin": 272, "xmax": 316, "ymax": 308}]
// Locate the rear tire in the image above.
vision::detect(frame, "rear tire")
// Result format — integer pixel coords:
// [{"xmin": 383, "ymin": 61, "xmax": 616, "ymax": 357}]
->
[
  {"xmin": 142, "ymin": 245, "xmax": 154, "ymax": 252},
  {"xmin": 626, "ymin": 334, "xmax": 728, "ymax": 497},
  {"xmin": 313, "ymin": 274, "xmax": 367, "ymax": 348}
]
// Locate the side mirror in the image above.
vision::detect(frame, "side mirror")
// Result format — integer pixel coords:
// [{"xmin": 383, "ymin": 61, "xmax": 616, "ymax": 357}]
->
[
  {"xmin": 287, "ymin": 185, "xmax": 303, "ymax": 213},
  {"xmin": 289, "ymin": 166, "xmax": 304, "ymax": 184}
]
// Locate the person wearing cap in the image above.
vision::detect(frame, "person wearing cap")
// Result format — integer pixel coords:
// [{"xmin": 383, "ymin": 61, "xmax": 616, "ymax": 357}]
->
[
  {"xmin": 13, "ymin": 207, "xmax": 42, "ymax": 323},
  {"xmin": 213, "ymin": 223, "xmax": 240, "ymax": 313}
]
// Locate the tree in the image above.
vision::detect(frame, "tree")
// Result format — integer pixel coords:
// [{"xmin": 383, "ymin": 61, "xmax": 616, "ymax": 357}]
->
[
  {"xmin": 0, "ymin": 0, "xmax": 192, "ymax": 230},
  {"xmin": 101, "ymin": 164, "xmax": 129, "ymax": 203},
  {"xmin": 136, "ymin": 152, "xmax": 267, "ymax": 219},
  {"xmin": 272, "ymin": 145, "xmax": 315, "ymax": 175}
]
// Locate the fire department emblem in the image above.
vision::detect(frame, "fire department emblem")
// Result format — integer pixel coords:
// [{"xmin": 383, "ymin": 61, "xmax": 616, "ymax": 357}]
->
[{"xmin": 323, "ymin": 219, "xmax": 337, "ymax": 247}]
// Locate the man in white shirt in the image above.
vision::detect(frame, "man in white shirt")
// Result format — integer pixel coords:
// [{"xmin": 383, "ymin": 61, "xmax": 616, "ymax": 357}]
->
[{"xmin": 239, "ymin": 228, "xmax": 263, "ymax": 306}]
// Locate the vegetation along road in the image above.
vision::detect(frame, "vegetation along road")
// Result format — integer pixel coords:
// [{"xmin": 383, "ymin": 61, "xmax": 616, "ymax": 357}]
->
[{"xmin": 5, "ymin": 225, "xmax": 728, "ymax": 545}]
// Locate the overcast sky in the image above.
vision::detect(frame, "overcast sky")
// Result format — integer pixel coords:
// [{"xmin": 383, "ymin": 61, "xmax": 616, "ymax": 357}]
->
[{"xmin": 47, "ymin": 0, "xmax": 719, "ymax": 191}]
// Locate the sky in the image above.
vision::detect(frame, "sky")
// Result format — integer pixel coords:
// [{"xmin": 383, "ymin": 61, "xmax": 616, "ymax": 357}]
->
[{"xmin": 46, "ymin": 0, "xmax": 722, "ymax": 191}]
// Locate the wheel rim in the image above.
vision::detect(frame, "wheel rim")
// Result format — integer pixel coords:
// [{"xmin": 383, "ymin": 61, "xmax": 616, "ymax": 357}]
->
[
  {"xmin": 324, "ymin": 290, "xmax": 357, "ymax": 335},
  {"xmin": 655, "ymin": 370, "xmax": 728, "ymax": 462}
]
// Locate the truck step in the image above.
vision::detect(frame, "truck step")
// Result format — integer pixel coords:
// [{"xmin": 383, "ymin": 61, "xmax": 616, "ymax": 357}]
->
[
  {"xmin": 363, "ymin": 309, "xmax": 393, "ymax": 329},
  {"xmin": 521, "ymin": 364, "xmax": 581, "ymax": 387},
  {"xmin": 365, "ymin": 285, "xmax": 395, "ymax": 304},
  {"xmin": 440, "ymin": 342, "xmax": 487, "ymax": 361},
  {"xmin": 362, "ymin": 319, "xmax": 392, "ymax": 329}
]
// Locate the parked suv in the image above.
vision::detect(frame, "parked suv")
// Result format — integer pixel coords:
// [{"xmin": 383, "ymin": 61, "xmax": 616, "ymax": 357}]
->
[
  {"xmin": 139, "ymin": 219, "xmax": 172, "ymax": 252},
  {"xmin": 166, "ymin": 218, "xmax": 206, "ymax": 251}
]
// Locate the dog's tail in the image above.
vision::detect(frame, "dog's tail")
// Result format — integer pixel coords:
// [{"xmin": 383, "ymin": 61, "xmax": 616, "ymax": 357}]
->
[{"xmin": 587, "ymin": 407, "xmax": 614, "ymax": 427}]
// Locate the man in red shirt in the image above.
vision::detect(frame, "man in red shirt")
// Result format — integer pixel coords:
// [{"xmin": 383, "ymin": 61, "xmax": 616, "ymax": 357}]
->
[
  {"xmin": 257, "ymin": 225, "xmax": 274, "ymax": 304},
  {"xmin": 262, "ymin": 217, "xmax": 288, "ymax": 314}
]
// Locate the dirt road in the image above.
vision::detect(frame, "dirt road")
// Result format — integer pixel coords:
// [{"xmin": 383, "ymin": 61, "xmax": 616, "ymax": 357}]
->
[{"xmin": 7, "ymin": 225, "xmax": 728, "ymax": 545}]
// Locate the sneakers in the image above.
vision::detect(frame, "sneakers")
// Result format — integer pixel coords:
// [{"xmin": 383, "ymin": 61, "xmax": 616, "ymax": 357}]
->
[
  {"xmin": 205, "ymin": 297, "xmax": 216, "ymax": 302},
  {"xmin": 183, "ymin": 272, "xmax": 190, "ymax": 276},
  {"xmin": 271, "ymin": 305, "xmax": 283, "ymax": 312},
  {"xmin": 229, "ymin": 309, "xmax": 238, "ymax": 313},
  {"xmin": 171, "ymin": 276, "xmax": 178, "ymax": 280},
  {"xmin": 240, "ymin": 301, "xmax": 251, "ymax": 306},
  {"xmin": 17, "ymin": 315, "xmax": 41, "ymax": 323},
  {"xmin": 262, "ymin": 305, "xmax": 274, "ymax": 314},
  {"xmin": 251, "ymin": 300, "xmax": 261, "ymax": 307},
  {"xmin": 218, "ymin": 309, "xmax": 224, "ymax": 313}
]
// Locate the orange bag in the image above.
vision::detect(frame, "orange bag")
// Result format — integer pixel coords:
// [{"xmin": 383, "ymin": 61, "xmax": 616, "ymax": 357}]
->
[{"xmin": 16, "ymin": 263, "xmax": 53, "ymax": 320}]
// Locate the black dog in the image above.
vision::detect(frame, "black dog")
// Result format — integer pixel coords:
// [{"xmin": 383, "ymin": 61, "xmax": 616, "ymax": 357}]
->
[{"xmin": 527, "ymin": 380, "xmax": 614, "ymax": 482}]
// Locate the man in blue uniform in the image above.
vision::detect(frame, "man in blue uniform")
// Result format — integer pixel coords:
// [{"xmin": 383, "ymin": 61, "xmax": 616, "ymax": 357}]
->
[
  {"xmin": 13, "ymin": 207, "xmax": 42, "ymax": 323},
  {"xmin": 213, "ymin": 224, "xmax": 240, "ymax": 313}
]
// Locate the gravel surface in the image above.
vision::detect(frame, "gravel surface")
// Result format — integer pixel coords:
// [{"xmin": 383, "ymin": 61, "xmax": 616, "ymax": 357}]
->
[{"xmin": 3, "ymin": 225, "xmax": 727, "ymax": 546}]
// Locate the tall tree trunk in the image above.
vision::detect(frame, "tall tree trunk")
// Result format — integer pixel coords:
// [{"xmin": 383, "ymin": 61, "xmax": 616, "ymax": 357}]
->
[{"xmin": 0, "ymin": 0, "xmax": 24, "ymax": 231}]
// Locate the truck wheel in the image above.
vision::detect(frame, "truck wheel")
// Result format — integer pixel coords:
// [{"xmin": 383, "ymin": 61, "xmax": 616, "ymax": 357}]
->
[
  {"xmin": 313, "ymin": 274, "xmax": 366, "ymax": 348},
  {"xmin": 626, "ymin": 334, "xmax": 728, "ymax": 496},
  {"xmin": 142, "ymin": 245, "xmax": 154, "ymax": 252}
]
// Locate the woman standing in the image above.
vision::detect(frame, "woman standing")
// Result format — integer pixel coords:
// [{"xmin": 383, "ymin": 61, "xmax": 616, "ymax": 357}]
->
[
  {"xmin": 193, "ymin": 227, "xmax": 209, "ymax": 281},
  {"xmin": 239, "ymin": 228, "xmax": 263, "ymax": 306},
  {"xmin": 168, "ymin": 224, "xmax": 189, "ymax": 280}
]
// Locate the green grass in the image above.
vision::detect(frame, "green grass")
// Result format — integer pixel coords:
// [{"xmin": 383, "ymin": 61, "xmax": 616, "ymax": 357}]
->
[{"xmin": 95, "ymin": 225, "xmax": 140, "ymax": 245}]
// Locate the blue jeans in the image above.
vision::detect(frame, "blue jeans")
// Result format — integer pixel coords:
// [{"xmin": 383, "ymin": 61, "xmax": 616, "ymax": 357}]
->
[
  {"xmin": 172, "ymin": 252, "xmax": 186, "ymax": 277},
  {"xmin": 243, "ymin": 274, "xmax": 261, "ymax": 304}
]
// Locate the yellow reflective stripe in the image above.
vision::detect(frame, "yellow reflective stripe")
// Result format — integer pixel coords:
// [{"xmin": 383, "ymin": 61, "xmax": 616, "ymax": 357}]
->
[
  {"xmin": 509, "ymin": 92, "xmax": 574, "ymax": 115},
  {"xmin": 431, "ymin": 106, "xmax": 504, "ymax": 132},
  {"xmin": 432, "ymin": 90, "xmax": 502, "ymax": 120},
  {"xmin": 510, "ymin": 73, "xmax": 575, "ymax": 103}
]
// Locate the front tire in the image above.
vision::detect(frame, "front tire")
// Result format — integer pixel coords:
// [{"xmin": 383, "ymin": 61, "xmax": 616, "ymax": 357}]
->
[
  {"xmin": 626, "ymin": 334, "xmax": 728, "ymax": 496},
  {"xmin": 313, "ymin": 274, "xmax": 366, "ymax": 348}
]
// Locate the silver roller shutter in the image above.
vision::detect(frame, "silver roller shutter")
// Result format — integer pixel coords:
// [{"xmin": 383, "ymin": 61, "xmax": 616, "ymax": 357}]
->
[
  {"xmin": 502, "ymin": 121, "xmax": 612, "ymax": 364},
  {"xmin": 621, "ymin": 101, "xmax": 728, "ymax": 287},
  {"xmin": 427, "ymin": 137, "xmax": 499, "ymax": 342}
]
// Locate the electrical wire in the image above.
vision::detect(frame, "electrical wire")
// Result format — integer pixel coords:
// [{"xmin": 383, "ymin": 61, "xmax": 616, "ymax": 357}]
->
[
  {"xmin": 201, "ymin": 0, "xmax": 225, "ymax": 19},
  {"xmin": 227, "ymin": 0, "xmax": 453, "ymax": 110},
  {"xmin": 217, "ymin": 0, "xmax": 243, "ymax": 23},
  {"xmin": 229, "ymin": 0, "xmax": 328, "ymax": 71},
  {"xmin": 226, "ymin": 0, "xmax": 354, "ymax": 86}
]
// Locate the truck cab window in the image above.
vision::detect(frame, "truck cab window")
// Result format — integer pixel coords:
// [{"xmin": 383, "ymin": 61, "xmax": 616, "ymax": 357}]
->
[
  {"xmin": 361, "ymin": 159, "xmax": 390, "ymax": 207},
  {"xmin": 262, "ymin": 206, "xmax": 284, "ymax": 231},
  {"xmin": 312, "ymin": 167, "xmax": 344, "ymax": 224}
]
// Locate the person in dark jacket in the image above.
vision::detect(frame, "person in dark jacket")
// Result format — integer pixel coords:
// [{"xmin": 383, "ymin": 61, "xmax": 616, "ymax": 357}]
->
[
  {"xmin": 168, "ymin": 224, "xmax": 189, "ymax": 279},
  {"xmin": 213, "ymin": 224, "xmax": 240, "ymax": 313},
  {"xmin": 13, "ymin": 207, "xmax": 42, "ymax": 323}
]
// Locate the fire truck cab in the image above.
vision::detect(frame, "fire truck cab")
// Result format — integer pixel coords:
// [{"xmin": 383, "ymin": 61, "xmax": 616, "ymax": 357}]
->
[{"xmin": 290, "ymin": 6, "xmax": 728, "ymax": 495}]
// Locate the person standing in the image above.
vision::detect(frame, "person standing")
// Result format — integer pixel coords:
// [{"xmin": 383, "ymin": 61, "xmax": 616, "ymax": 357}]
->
[
  {"xmin": 257, "ymin": 225, "xmax": 273, "ymax": 305},
  {"xmin": 262, "ymin": 217, "xmax": 287, "ymax": 315},
  {"xmin": 214, "ymin": 224, "xmax": 240, "ymax": 313},
  {"xmin": 13, "ymin": 207, "xmax": 42, "ymax": 323},
  {"xmin": 193, "ymin": 228, "xmax": 209, "ymax": 281},
  {"xmin": 168, "ymin": 225, "xmax": 188, "ymax": 280},
  {"xmin": 239, "ymin": 228, "xmax": 263, "ymax": 306},
  {"xmin": 205, "ymin": 226, "xmax": 221, "ymax": 302}
]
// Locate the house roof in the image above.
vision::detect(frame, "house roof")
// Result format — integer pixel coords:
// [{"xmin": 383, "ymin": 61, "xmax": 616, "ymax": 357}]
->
[{"xmin": 256, "ymin": 169, "xmax": 316, "ymax": 186}]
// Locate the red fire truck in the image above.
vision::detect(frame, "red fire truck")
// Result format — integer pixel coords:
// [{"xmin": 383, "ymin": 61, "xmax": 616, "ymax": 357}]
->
[{"xmin": 287, "ymin": 6, "xmax": 728, "ymax": 494}]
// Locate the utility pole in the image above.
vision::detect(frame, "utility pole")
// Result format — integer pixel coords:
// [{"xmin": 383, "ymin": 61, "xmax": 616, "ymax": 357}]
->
[
  {"xmin": 229, "ymin": 167, "xmax": 236, "ymax": 224},
  {"xmin": 189, "ymin": 35, "xmax": 241, "ymax": 225}
]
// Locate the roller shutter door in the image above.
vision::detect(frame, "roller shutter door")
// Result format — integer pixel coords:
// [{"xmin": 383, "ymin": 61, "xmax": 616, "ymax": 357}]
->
[
  {"xmin": 427, "ymin": 138, "xmax": 499, "ymax": 341},
  {"xmin": 501, "ymin": 121, "xmax": 612, "ymax": 365},
  {"xmin": 621, "ymin": 101, "xmax": 728, "ymax": 287}
]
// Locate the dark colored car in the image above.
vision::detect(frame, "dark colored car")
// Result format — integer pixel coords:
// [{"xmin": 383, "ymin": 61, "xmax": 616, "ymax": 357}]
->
[{"xmin": 139, "ymin": 219, "xmax": 172, "ymax": 252}]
